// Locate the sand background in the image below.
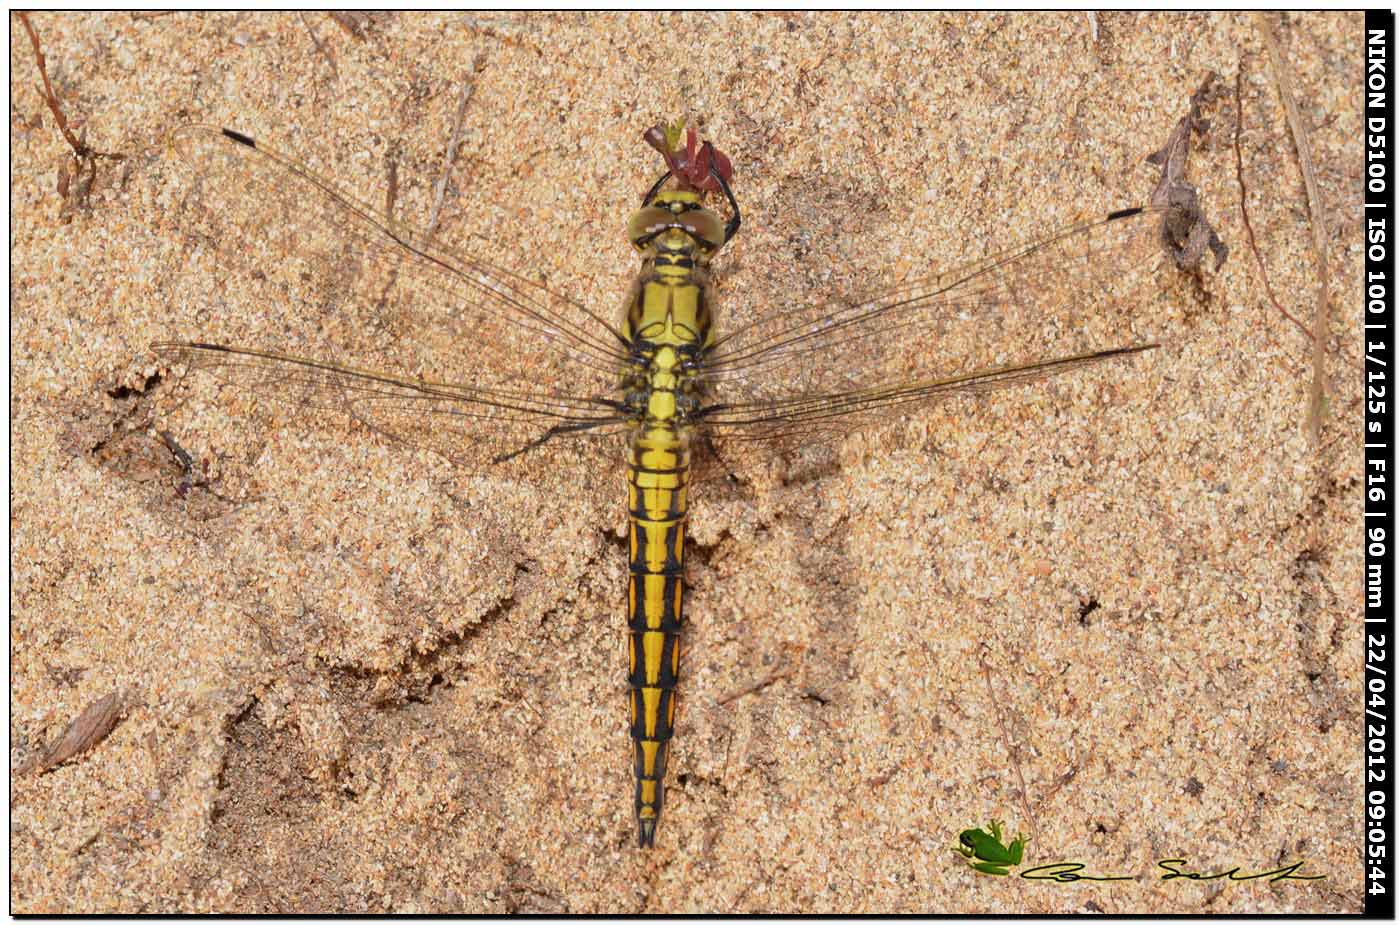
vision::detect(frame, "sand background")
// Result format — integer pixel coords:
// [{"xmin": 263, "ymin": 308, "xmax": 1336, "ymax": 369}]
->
[{"xmin": 10, "ymin": 11, "xmax": 1365, "ymax": 913}]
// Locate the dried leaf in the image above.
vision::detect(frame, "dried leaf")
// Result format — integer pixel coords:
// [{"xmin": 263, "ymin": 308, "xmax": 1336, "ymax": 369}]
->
[
  {"xmin": 19, "ymin": 690, "xmax": 124, "ymax": 775},
  {"xmin": 1147, "ymin": 73, "xmax": 1229, "ymax": 272}
]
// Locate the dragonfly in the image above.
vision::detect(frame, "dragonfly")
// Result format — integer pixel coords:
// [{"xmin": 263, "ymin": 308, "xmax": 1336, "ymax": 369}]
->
[{"xmin": 154, "ymin": 119, "xmax": 1188, "ymax": 848}]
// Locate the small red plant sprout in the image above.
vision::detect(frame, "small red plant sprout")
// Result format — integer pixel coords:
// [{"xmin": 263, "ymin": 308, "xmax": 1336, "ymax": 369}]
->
[{"xmin": 643, "ymin": 120, "xmax": 734, "ymax": 195}]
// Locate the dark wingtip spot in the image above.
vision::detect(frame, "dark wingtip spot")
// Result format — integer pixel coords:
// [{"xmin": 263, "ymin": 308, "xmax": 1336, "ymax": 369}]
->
[
  {"xmin": 1106, "ymin": 206, "xmax": 1143, "ymax": 221},
  {"xmin": 222, "ymin": 128, "xmax": 256, "ymax": 148}
]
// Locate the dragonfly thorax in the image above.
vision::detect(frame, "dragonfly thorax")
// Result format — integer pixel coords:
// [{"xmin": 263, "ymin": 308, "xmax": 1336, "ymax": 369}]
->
[
  {"xmin": 621, "ymin": 192, "xmax": 714, "ymax": 430},
  {"xmin": 620, "ymin": 342, "xmax": 703, "ymax": 427},
  {"xmin": 621, "ymin": 192, "xmax": 719, "ymax": 383}
]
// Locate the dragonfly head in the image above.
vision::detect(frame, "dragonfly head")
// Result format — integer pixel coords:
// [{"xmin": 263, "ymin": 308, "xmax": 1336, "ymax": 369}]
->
[{"xmin": 627, "ymin": 193, "xmax": 728, "ymax": 256}]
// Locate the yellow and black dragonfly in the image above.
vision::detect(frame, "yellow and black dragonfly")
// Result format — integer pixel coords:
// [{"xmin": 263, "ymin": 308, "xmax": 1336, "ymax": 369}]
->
[{"xmin": 154, "ymin": 120, "xmax": 1192, "ymax": 847}]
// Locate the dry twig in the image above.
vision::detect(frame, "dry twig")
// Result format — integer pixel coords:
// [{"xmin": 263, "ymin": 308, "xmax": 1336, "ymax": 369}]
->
[
  {"xmin": 16, "ymin": 11, "xmax": 125, "ymax": 214},
  {"xmin": 425, "ymin": 64, "xmax": 481, "ymax": 244},
  {"xmin": 385, "ymin": 152, "xmax": 400, "ymax": 220},
  {"xmin": 717, "ymin": 664, "xmax": 798, "ymax": 706},
  {"xmin": 329, "ymin": 11, "xmax": 370, "ymax": 42},
  {"xmin": 18, "ymin": 11, "xmax": 87, "ymax": 157},
  {"xmin": 1255, "ymin": 13, "xmax": 1331, "ymax": 446},
  {"xmin": 978, "ymin": 645, "xmax": 1039, "ymax": 838},
  {"xmin": 1233, "ymin": 60, "xmax": 1313, "ymax": 346},
  {"xmin": 299, "ymin": 11, "xmax": 338, "ymax": 77}
]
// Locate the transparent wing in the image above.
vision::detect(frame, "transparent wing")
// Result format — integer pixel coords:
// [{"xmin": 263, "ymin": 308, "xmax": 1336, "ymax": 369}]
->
[
  {"xmin": 154, "ymin": 341, "xmax": 631, "ymax": 469},
  {"xmin": 158, "ymin": 125, "xmax": 633, "ymax": 469},
  {"xmin": 699, "ymin": 205, "xmax": 1181, "ymax": 452},
  {"xmin": 699, "ymin": 344, "xmax": 1156, "ymax": 447}
]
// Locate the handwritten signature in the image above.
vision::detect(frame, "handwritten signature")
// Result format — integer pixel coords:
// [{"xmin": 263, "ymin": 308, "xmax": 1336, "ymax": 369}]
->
[{"xmin": 1015, "ymin": 859, "xmax": 1325, "ymax": 883}]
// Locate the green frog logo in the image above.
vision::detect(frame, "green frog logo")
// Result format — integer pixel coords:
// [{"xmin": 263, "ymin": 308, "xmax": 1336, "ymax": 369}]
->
[{"xmin": 956, "ymin": 819, "xmax": 1029, "ymax": 876}]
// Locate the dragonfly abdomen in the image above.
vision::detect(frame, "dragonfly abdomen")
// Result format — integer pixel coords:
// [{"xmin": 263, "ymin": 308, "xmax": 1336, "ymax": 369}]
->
[{"xmin": 626, "ymin": 422, "xmax": 689, "ymax": 848}]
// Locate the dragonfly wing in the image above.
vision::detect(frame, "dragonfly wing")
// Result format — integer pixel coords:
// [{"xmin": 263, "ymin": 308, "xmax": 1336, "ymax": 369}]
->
[
  {"xmin": 707, "ymin": 206, "xmax": 1177, "ymax": 389},
  {"xmin": 700, "ymin": 205, "xmax": 1187, "ymax": 453},
  {"xmin": 698, "ymin": 343, "xmax": 1155, "ymax": 452},
  {"xmin": 160, "ymin": 126, "xmax": 633, "ymax": 470},
  {"xmin": 165, "ymin": 129, "xmax": 629, "ymax": 389},
  {"xmin": 155, "ymin": 342, "xmax": 631, "ymax": 471}
]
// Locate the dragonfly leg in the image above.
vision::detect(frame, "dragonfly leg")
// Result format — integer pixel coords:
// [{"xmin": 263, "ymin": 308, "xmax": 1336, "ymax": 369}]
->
[
  {"xmin": 711, "ymin": 167, "xmax": 741, "ymax": 244},
  {"xmin": 641, "ymin": 170, "xmax": 672, "ymax": 206},
  {"xmin": 490, "ymin": 417, "xmax": 621, "ymax": 465}
]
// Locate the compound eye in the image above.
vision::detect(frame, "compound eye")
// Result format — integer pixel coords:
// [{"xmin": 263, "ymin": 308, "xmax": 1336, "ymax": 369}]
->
[
  {"xmin": 679, "ymin": 208, "xmax": 725, "ymax": 249},
  {"xmin": 627, "ymin": 206, "xmax": 675, "ymax": 247}
]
